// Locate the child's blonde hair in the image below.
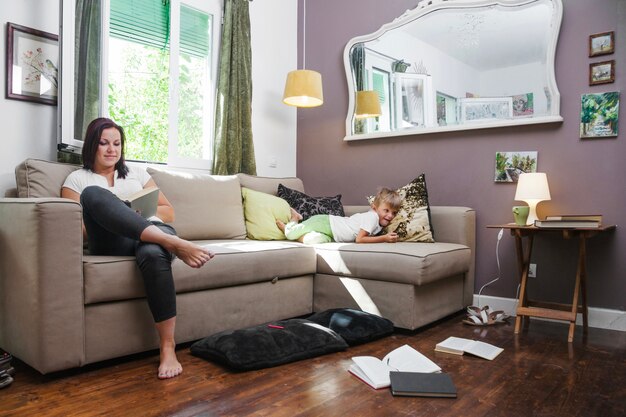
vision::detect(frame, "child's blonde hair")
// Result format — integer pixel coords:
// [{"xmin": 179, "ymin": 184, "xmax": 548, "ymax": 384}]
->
[{"xmin": 373, "ymin": 187, "xmax": 402, "ymax": 210}]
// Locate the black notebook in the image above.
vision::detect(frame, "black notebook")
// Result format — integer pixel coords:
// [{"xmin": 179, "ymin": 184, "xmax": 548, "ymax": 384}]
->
[{"xmin": 389, "ymin": 371, "xmax": 457, "ymax": 398}]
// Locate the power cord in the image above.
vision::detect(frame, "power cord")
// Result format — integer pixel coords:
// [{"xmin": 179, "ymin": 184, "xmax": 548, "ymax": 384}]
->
[{"xmin": 477, "ymin": 228, "xmax": 504, "ymax": 308}]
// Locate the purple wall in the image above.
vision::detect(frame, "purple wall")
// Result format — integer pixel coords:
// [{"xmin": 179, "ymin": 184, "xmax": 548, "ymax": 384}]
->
[{"xmin": 296, "ymin": 0, "xmax": 625, "ymax": 310}]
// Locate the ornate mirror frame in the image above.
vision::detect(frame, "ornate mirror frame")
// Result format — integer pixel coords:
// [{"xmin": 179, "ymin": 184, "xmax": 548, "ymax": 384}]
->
[{"xmin": 343, "ymin": 0, "xmax": 563, "ymax": 141}]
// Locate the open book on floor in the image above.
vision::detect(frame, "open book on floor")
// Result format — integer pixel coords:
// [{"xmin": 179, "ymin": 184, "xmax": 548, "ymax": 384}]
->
[
  {"xmin": 349, "ymin": 344, "xmax": 441, "ymax": 389},
  {"xmin": 123, "ymin": 187, "xmax": 159, "ymax": 219},
  {"xmin": 435, "ymin": 337, "xmax": 503, "ymax": 360}
]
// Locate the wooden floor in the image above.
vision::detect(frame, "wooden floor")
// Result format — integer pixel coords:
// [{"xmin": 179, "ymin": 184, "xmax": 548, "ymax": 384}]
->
[{"xmin": 2, "ymin": 313, "xmax": 625, "ymax": 417}]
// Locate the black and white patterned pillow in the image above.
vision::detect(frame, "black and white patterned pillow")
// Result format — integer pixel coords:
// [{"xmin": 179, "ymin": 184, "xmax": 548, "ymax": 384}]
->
[{"xmin": 277, "ymin": 184, "xmax": 344, "ymax": 220}]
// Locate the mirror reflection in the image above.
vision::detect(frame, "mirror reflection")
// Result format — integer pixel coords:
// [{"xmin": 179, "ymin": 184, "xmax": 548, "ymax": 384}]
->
[{"xmin": 344, "ymin": 0, "xmax": 563, "ymax": 140}]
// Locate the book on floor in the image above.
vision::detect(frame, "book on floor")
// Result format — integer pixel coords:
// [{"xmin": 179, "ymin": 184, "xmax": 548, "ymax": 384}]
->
[
  {"xmin": 348, "ymin": 344, "xmax": 441, "ymax": 389},
  {"xmin": 123, "ymin": 187, "xmax": 159, "ymax": 219},
  {"xmin": 389, "ymin": 371, "xmax": 457, "ymax": 398},
  {"xmin": 435, "ymin": 337, "xmax": 503, "ymax": 361}
]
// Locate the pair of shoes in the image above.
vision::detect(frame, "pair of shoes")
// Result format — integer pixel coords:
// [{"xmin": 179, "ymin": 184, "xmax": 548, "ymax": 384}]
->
[{"xmin": 463, "ymin": 305, "xmax": 508, "ymax": 326}]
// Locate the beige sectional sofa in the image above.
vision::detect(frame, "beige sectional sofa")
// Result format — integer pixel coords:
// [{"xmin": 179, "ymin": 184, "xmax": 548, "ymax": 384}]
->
[{"xmin": 0, "ymin": 159, "xmax": 475, "ymax": 374}]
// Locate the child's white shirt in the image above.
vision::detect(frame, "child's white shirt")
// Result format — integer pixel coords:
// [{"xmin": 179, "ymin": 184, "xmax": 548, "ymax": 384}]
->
[{"xmin": 329, "ymin": 210, "xmax": 382, "ymax": 242}]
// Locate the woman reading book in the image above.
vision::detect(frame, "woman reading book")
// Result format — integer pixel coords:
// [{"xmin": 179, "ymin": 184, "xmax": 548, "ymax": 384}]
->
[{"xmin": 61, "ymin": 117, "xmax": 215, "ymax": 379}]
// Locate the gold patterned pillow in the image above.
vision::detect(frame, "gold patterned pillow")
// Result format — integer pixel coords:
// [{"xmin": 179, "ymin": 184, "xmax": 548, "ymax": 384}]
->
[{"xmin": 369, "ymin": 174, "xmax": 434, "ymax": 242}]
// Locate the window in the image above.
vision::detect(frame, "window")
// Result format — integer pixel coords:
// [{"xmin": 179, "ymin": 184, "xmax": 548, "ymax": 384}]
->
[{"xmin": 60, "ymin": 0, "xmax": 221, "ymax": 169}]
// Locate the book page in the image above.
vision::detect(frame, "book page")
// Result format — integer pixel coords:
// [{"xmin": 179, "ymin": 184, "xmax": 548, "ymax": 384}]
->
[
  {"xmin": 435, "ymin": 337, "xmax": 474, "ymax": 354},
  {"xmin": 383, "ymin": 345, "xmax": 441, "ymax": 373},
  {"xmin": 350, "ymin": 357, "xmax": 394, "ymax": 389},
  {"xmin": 465, "ymin": 341, "xmax": 503, "ymax": 361}
]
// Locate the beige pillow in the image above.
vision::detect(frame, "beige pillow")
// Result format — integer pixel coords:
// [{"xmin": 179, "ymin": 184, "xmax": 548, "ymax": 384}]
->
[
  {"xmin": 241, "ymin": 187, "xmax": 291, "ymax": 240},
  {"xmin": 236, "ymin": 173, "xmax": 304, "ymax": 196},
  {"xmin": 147, "ymin": 168, "xmax": 246, "ymax": 240},
  {"xmin": 16, "ymin": 158, "xmax": 80, "ymax": 198}
]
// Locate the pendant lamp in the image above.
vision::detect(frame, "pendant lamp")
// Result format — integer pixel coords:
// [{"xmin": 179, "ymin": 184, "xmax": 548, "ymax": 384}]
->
[
  {"xmin": 283, "ymin": 0, "xmax": 323, "ymax": 107},
  {"xmin": 355, "ymin": 90, "xmax": 382, "ymax": 118}
]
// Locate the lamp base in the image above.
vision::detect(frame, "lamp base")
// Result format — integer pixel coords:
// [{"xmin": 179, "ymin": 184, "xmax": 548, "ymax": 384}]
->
[{"xmin": 526, "ymin": 204, "xmax": 539, "ymax": 226}]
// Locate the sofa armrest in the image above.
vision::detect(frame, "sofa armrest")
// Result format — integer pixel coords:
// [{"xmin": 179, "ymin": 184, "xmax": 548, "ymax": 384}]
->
[
  {"xmin": 0, "ymin": 198, "xmax": 85, "ymax": 373},
  {"xmin": 430, "ymin": 206, "xmax": 476, "ymax": 306}
]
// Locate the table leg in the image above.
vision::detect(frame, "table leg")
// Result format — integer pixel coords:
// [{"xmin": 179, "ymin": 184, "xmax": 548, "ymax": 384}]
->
[
  {"xmin": 514, "ymin": 232, "xmax": 534, "ymax": 334},
  {"xmin": 568, "ymin": 235, "xmax": 588, "ymax": 342}
]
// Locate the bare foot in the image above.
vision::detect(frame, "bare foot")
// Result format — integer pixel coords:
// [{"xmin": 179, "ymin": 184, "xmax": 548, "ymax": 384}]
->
[
  {"xmin": 158, "ymin": 342, "xmax": 182, "ymax": 379},
  {"xmin": 290, "ymin": 208, "xmax": 303, "ymax": 223},
  {"xmin": 276, "ymin": 219, "xmax": 286, "ymax": 232},
  {"xmin": 165, "ymin": 237, "xmax": 214, "ymax": 268}
]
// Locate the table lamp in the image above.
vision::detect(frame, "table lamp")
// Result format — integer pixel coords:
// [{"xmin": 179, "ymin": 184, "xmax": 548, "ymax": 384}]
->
[{"xmin": 514, "ymin": 172, "xmax": 551, "ymax": 225}]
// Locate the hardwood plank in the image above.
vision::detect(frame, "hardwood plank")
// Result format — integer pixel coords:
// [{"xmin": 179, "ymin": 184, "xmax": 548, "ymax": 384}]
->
[{"xmin": 1, "ymin": 313, "xmax": 624, "ymax": 417}]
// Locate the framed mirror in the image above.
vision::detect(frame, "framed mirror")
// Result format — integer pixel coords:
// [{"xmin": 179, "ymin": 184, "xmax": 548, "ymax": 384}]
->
[{"xmin": 344, "ymin": 0, "xmax": 563, "ymax": 141}]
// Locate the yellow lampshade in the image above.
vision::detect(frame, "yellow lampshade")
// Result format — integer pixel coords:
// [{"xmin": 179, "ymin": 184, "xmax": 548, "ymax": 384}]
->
[
  {"xmin": 283, "ymin": 70, "xmax": 323, "ymax": 107},
  {"xmin": 355, "ymin": 90, "xmax": 381, "ymax": 118}
]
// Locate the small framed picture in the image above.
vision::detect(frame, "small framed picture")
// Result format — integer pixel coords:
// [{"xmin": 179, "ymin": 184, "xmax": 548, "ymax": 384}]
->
[
  {"xmin": 589, "ymin": 60, "xmax": 615, "ymax": 85},
  {"xmin": 5, "ymin": 22, "xmax": 59, "ymax": 105},
  {"xmin": 589, "ymin": 31, "xmax": 615, "ymax": 57}
]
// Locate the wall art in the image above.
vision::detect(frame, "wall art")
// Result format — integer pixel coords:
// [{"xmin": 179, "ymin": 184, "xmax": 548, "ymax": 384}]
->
[
  {"xmin": 6, "ymin": 22, "xmax": 58, "ymax": 105},
  {"xmin": 580, "ymin": 91, "xmax": 619, "ymax": 138},
  {"xmin": 589, "ymin": 60, "xmax": 615, "ymax": 86},
  {"xmin": 589, "ymin": 31, "xmax": 615, "ymax": 57},
  {"xmin": 494, "ymin": 151, "xmax": 537, "ymax": 182}
]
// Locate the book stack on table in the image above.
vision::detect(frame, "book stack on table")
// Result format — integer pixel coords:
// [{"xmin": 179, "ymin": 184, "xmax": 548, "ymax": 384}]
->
[{"xmin": 534, "ymin": 214, "xmax": 602, "ymax": 229}]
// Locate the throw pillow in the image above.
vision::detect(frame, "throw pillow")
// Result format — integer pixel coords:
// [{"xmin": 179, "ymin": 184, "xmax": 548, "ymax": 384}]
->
[
  {"xmin": 241, "ymin": 187, "xmax": 291, "ymax": 240},
  {"xmin": 277, "ymin": 184, "xmax": 344, "ymax": 220},
  {"xmin": 307, "ymin": 308, "xmax": 394, "ymax": 346},
  {"xmin": 190, "ymin": 319, "xmax": 349, "ymax": 371},
  {"xmin": 369, "ymin": 174, "xmax": 434, "ymax": 242}
]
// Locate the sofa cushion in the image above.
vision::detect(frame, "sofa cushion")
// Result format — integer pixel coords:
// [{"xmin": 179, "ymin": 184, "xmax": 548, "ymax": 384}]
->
[
  {"xmin": 370, "ymin": 174, "xmax": 434, "ymax": 243},
  {"xmin": 147, "ymin": 168, "xmax": 246, "ymax": 240},
  {"xmin": 241, "ymin": 187, "xmax": 290, "ymax": 240},
  {"xmin": 16, "ymin": 158, "xmax": 80, "ymax": 198},
  {"xmin": 237, "ymin": 173, "xmax": 304, "ymax": 196},
  {"xmin": 189, "ymin": 318, "xmax": 348, "ymax": 371},
  {"xmin": 307, "ymin": 308, "xmax": 394, "ymax": 346},
  {"xmin": 313, "ymin": 242, "xmax": 470, "ymax": 286},
  {"xmin": 83, "ymin": 240, "xmax": 317, "ymax": 304},
  {"xmin": 277, "ymin": 184, "xmax": 344, "ymax": 220}
]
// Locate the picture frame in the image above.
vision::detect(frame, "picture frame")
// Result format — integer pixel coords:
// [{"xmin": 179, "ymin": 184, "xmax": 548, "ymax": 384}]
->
[
  {"xmin": 589, "ymin": 60, "xmax": 615, "ymax": 86},
  {"xmin": 494, "ymin": 151, "xmax": 538, "ymax": 183},
  {"xmin": 436, "ymin": 92, "xmax": 458, "ymax": 126},
  {"xmin": 458, "ymin": 97, "xmax": 513, "ymax": 123},
  {"xmin": 6, "ymin": 22, "xmax": 59, "ymax": 105},
  {"xmin": 589, "ymin": 31, "xmax": 615, "ymax": 57},
  {"xmin": 580, "ymin": 91, "xmax": 619, "ymax": 138}
]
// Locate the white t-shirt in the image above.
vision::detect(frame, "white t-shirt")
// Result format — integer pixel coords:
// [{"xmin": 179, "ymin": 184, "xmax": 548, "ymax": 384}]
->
[
  {"xmin": 328, "ymin": 210, "xmax": 382, "ymax": 243},
  {"xmin": 62, "ymin": 165, "xmax": 152, "ymax": 199}
]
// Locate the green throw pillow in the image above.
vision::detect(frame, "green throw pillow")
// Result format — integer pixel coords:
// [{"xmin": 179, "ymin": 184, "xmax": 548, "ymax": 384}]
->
[{"xmin": 241, "ymin": 187, "xmax": 291, "ymax": 240}]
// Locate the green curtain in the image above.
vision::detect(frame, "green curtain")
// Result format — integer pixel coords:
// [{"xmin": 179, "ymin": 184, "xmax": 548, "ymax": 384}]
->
[
  {"xmin": 212, "ymin": 0, "xmax": 256, "ymax": 175},
  {"xmin": 74, "ymin": 0, "xmax": 102, "ymax": 142}
]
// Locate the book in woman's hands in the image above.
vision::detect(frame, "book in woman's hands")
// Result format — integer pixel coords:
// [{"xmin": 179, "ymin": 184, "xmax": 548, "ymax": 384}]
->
[
  {"xmin": 348, "ymin": 344, "xmax": 441, "ymax": 389},
  {"xmin": 124, "ymin": 187, "xmax": 159, "ymax": 219},
  {"xmin": 435, "ymin": 336, "xmax": 503, "ymax": 360}
]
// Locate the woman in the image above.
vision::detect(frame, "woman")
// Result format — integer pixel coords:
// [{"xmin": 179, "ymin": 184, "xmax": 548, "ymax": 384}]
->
[{"xmin": 61, "ymin": 118, "xmax": 214, "ymax": 379}]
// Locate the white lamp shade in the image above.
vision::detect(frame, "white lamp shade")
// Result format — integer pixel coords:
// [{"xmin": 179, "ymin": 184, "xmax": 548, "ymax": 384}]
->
[
  {"xmin": 355, "ymin": 90, "xmax": 382, "ymax": 118},
  {"xmin": 514, "ymin": 172, "xmax": 551, "ymax": 225},
  {"xmin": 283, "ymin": 70, "xmax": 323, "ymax": 107}
]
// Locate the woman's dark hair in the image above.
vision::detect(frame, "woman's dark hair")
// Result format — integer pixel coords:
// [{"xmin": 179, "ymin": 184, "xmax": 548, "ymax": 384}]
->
[{"xmin": 81, "ymin": 117, "xmax": 129, "ymax": 179}]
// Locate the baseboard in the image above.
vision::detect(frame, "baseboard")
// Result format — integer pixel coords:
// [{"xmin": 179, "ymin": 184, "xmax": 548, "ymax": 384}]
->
[{"xmin": 472, "ymin": 294, "xmax": 626, "ymax": 332}]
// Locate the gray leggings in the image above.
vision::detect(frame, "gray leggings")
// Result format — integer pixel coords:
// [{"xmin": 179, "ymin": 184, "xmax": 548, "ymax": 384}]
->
[{"xmin": 80, "ymin": 186, "xmax": 176, "ymax": 322}]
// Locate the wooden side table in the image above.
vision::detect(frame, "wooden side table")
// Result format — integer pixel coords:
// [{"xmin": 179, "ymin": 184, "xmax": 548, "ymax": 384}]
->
[{"xmin": 487, "ymin": 224, "xmax": 616, "ymax": 342}]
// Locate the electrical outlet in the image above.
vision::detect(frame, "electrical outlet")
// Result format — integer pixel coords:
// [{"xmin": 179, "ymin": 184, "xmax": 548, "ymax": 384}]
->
[{"xmin": 528, "ymin": 263, "xmax": 537, "ymax": 278}]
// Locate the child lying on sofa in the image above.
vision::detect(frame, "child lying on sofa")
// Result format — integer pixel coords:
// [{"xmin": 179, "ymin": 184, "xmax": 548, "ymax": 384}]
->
[{"xmin": 276, "ymin": 187, "xmax": 401, "ymax": 244}]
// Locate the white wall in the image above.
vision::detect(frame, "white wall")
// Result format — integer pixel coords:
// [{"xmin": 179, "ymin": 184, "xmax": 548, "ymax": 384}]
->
[
  {"xmin": 0, "ymin": 0, "xmax": 298, "ymax": 196},
  {"xmin": 249, "ymin": 0, "xmax": 297, "ymax": 177},
  {"xmin": 0, "ymin": 1, "xmax": 60, "ymax": 195}
]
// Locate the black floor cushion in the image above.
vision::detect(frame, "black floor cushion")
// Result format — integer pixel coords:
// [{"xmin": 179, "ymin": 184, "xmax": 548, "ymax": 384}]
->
[
  {"xmin": 190, "ymin": 318, "xmax": 348, "ymax": 371},
  {"xmin": 306, "ymin": 308, "xmax": 394, "ymax": 346}
]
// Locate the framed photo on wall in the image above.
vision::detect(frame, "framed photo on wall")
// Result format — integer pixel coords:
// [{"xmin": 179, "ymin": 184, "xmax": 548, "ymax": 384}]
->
[
  {"xmin": 580, "ymin": 91, "xmax": 619, "ymax": 138},
  {"xmin": 589, "ymin": 31, "xmax": 615, "ymax": 57},
  {"xmin": 589, "ymin": 60, "xmax": 615, "ymax": 85},
  {"xmin": 5, "ymin": 22, "xmax": 59, "ymax": 105}
]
